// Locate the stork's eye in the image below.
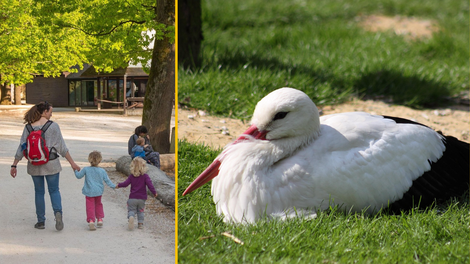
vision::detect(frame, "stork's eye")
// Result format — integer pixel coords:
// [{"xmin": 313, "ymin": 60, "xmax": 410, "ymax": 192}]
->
[{"xmin": 273, "ymin": 111, "xmax": 288, "ymax": 121}]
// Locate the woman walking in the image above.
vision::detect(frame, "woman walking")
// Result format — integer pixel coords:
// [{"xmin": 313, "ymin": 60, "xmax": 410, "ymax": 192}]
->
[{"xmin": 10, "ymin": 101, "xmax": 80, "ymax": 230}]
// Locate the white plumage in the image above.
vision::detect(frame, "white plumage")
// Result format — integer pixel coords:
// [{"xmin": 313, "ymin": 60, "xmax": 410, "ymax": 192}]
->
[{"xmin": 183, "ymin": 87, "xmax": 469, "ymax": 223}]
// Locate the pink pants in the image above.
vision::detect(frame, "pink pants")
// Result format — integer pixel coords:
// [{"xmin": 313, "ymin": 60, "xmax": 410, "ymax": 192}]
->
[{"xmin": 86, "ymin": 196, "xmax": 104, "ymax": 222}]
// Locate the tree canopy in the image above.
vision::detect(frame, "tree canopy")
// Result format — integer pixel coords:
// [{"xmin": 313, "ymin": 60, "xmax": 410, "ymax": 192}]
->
[
  {"xmin": 1, "ymin": 0, "xmax": 175, "ymax": 154},
  {"xmin": 0, "ymin": 0, "xmax": 174, "ymax": 85},
  {"xmin": 0, "ymin": 0, "xmax": 87, "ymax": 84}
]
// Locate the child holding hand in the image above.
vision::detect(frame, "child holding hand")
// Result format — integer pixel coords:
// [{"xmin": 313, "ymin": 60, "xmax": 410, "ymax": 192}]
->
[
  {"xmin": 116, "ymin": 157, "xmax": 157, "ymax": 230},
  {"xmin": 75, "ymin": 151, "xmax": 116, "ymax": 231}
]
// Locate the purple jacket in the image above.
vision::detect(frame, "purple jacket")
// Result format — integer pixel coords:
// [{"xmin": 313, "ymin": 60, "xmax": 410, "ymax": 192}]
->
[{"xmin": 118, "ymin": 174, "xmax": 157, "ymax": 200}]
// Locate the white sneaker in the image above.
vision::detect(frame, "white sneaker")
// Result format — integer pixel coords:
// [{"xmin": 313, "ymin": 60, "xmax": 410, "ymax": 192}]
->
[
  {"xmin": 128, "ymin": 216, "xmax": 134, "ymax": 230},
  {"xmin": 88, "ymin": 221, "xmax": 96, "ymax": 231}
]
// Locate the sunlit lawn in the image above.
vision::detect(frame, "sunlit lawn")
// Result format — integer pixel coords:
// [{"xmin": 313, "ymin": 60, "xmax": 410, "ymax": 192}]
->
[{"xmin": 177, "ymin": 0, "xmax": 469, "ymax": 263}]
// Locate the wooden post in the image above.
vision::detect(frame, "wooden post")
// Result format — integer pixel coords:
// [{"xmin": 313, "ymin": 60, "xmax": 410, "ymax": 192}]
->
[
  {"xmin": 97, "ymin": 77, "xmax": 101, "ymax": 110},
  {"xmin": 170, "ymin": 126, "xmax": 175, "ymax": 153},
  {"xmin": 116, "ymin": 77, "xmax": 119, "ymax": 109},
  {"xmin": 10, "ymin": 83, "xmax": 14, "ymax": 104},
  {"xmin": 123, "ymin": 74, "xmax": 127, "ymax": 116}
]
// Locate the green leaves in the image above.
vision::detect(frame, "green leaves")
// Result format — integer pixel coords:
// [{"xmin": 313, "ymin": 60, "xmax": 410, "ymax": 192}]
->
[
  {"xmin": 0, "ymin": 0, "xmax": 174, "ymax": 85},
  {"xmin": 0, "ymin": 1, "xmax": 84, "ymax": 84}
]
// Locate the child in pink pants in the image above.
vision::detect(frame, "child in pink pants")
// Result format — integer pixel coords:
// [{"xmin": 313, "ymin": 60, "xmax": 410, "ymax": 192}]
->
[{"xmin": 74, "ymin": 151, "xmax": 116, "ymax": 230}]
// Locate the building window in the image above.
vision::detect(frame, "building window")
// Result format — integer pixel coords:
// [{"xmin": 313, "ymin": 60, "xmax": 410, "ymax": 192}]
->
[{"xmin": 68, "ymin": 80, "xmax": 97, "ymax": 106}]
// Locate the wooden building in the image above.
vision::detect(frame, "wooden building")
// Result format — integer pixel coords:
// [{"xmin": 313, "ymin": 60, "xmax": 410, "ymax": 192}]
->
[{"xmin": 26, "ymin": 64, "xmax": 149, "ymax": 108}]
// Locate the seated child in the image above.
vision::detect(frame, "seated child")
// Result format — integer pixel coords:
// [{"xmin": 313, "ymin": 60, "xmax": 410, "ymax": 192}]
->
[
  {"xmin": 132, "ymin": 137, "xmax": 146, "ymax": 159},
  {"xmin": 74, "ymin": 151, "xmax": 116, "ymax": 231},
  {"xmin": 116, "ymin": 157, "xmax": 158, "ymax": 230}
]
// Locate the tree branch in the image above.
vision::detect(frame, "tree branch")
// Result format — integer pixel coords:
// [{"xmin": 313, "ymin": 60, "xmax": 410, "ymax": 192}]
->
[
  {"xmin": 141, "ymin": 3, "xmax": 157, "ymax": 14},
  {"xmin": 61, "ymin": 20, "xmax": 146, "ymax": 36}
]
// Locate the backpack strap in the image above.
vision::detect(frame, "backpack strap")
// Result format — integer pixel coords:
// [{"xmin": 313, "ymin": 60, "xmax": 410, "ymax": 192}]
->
[
  {"xmin": 41, "ymin": 120, "xmax": 53, "ymax": 132},
  {"xmin": 25, "ymin": 120, "xmax": 53, "ymax": 134},
  {"xmin": 25, "ymin": 123, "xmax": 33, "ymax": 133}
]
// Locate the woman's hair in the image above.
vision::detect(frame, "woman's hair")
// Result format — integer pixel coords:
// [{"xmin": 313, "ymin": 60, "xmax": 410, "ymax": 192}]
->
[
  {"xmin": 23, "ymin": 101, "xmax": 52, "ymax": 124},
  {"xmin": 136, "ymin": 137, "xmax": 145, "ymax": 145},
  {"xmin": 130, "ymin": 157, "xmax": 148, "ymax": 177},
  {"xmin": 88, "ymin": 151, "xmax": 102, "ymax": 166},
  {"xmin": 135, "ymin": 125, "xmax": 148, "ymax": 135}
]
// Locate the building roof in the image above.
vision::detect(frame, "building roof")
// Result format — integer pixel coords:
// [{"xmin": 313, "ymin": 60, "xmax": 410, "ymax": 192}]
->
[
  {"xmin": 64, "ymin": 64, "xmax": 93, "ymax": 79},
  {"xmin": 65, "ymin": 64, "xmax": 149, "ymax": 79}
]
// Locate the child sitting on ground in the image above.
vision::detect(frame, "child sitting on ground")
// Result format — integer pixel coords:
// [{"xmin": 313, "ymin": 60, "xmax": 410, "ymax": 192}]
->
[
  {"xmin": 132, "ymin": 137, "xmax": 147, "ymax": 159},
  {"xmin": 74, "ymin": 151, "xmax": 116, "ymax": 231},
  {"xmin": 116, "ymin": 157, "xmax": 158, "ymax": 230}
]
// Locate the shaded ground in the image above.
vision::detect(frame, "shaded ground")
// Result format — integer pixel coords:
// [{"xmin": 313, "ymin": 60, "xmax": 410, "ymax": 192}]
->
[{"xmin": 105, "ymin": 169, "xmax": 174, "ymax": 238}]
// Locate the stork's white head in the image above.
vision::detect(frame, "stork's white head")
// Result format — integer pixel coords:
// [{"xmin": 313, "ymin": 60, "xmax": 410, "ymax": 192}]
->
[
  {"xmin": 183, "ymin": 87, "xmax": 321, "ymax": 196},
  {"xmin": 251, "ymin": 88, "xmax": 321, "ymax": 141}
]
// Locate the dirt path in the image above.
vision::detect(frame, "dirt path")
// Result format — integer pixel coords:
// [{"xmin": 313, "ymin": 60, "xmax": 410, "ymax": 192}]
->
[
  {"xmin": 178, "ymin": 99, "xmax": 469, "ymax": 149},
  {"xmin": 0, "ymin": 107, "xmax": 175, "ymax": 264}
]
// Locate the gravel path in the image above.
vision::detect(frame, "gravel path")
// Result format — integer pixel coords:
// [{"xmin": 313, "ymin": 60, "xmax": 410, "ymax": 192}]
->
[{"xmin": 0, "ymin": 106, "xmax": 175, "ymax": 264}]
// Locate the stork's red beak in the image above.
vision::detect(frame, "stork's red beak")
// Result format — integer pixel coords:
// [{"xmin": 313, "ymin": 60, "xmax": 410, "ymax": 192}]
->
[{"xmin": 182, "ymin": 124, "xmax": 267, "ymax": 196}]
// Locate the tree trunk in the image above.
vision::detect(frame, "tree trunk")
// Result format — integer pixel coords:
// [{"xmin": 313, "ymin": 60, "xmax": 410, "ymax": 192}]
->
[
  {"xmin": 178, "ymin": 0, "xmax": 203, "ymax": 69},
  {"xmin": 0, "ymin": 80, "xmax": 11, "ymax": 105},
  {"xmin": 14, "ymin": 84, "xmax": 23, "ymax": 105},
  {"xmin": 142, "ymin": 0, "xmax": 175, "ymax": 154}
]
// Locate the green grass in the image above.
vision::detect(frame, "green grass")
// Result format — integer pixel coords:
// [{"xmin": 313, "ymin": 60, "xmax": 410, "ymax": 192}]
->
[
  {"xmin": 178, "ymin": 0, "xmax": 469, "ymax": 120},
  {"xmin": 178, "ymin": 140, "xmax": 469, "ymax": 263}
]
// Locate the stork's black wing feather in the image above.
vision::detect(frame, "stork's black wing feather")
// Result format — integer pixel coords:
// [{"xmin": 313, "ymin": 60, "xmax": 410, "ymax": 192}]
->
[{"xmin": 382, "ymin": 116, "xmax": 469, "ymax": 213}]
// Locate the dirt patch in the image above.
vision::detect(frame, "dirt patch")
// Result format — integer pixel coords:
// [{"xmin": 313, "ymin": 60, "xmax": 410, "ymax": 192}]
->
[
  {"xmin": 177, "ymin": 108, "xmax": 249, "ymax": 149},
  {"xmin": 358, "ymin": 15, "xmax": 438, "ymax": 40},
  {"xmin": 177, "ymin": 100, "xmax": 469, "ymax": 149}
]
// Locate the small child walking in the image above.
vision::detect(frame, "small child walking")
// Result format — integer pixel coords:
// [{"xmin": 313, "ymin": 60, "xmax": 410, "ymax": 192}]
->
[
  {"xmin": 116, "ymin": 157, "xmax": 157, "ymax": 230},
  {"xmin": 132, "ymin": 137, "xmax": 146, "ymax": 159},
  {"xmin": 74, "ymin": 151, "xmax": 116, "ymax": 231}
]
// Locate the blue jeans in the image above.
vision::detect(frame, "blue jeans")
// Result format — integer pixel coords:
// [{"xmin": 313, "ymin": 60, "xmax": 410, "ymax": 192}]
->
[{"xmin": 31, "ymin": 173, "xmax": 62, "ymax": 223}]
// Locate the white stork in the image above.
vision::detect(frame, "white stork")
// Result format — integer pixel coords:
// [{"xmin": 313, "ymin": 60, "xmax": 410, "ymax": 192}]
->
[{"xmin": 183, "ymin": 87, "xmax": 469, "ymax": 223}]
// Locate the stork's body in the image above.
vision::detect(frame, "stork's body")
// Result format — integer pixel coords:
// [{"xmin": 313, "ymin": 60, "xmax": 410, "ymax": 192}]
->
[{"xmin": 183, "ymin": 88, "xmax": 469, "ymax": 223}]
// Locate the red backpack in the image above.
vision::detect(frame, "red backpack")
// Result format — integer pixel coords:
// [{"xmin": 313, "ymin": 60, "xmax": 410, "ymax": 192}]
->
[{"xmin": 23, "ymin": 121, "xmax": 53, "ymax": 165}]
